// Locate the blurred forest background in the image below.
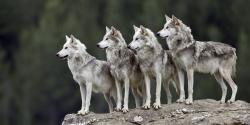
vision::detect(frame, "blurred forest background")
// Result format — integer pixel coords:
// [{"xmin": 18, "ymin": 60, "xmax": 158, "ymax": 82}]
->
[{"xmin": 0, "ymin": 0, "xmax": 250, "ymax": 125}]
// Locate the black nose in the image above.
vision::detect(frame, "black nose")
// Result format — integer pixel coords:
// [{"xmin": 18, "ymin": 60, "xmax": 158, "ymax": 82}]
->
[
  {"xmin": 97, "ymin": 44, "xmax": 100, "ymax": 48},
  {"xmin": 56, "ymin": 53, "xmax": 59, "ymax": 57},
  {"xmin": 127, "ymin": 45, "xmax": 131, "ymax": 49},
  {"xmin": 156, "ymin": 33, "xmax": 160, "ymax": 36}
]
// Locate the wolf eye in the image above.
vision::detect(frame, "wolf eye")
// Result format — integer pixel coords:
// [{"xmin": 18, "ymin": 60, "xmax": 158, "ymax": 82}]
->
[
  {"xmin": 165, "ymin": 26, "xmax": 169, "ymax": 29},
  {"xmin": 105, "ymin": 38, "xmax": 109, "ymax": 40},
  {"xmin": 135, "ymin": 38, "xmax": 139, "ymax": 40},
  {"xmin": 64, "ymin": 47, "xmax": 68, "ymax": 49}
]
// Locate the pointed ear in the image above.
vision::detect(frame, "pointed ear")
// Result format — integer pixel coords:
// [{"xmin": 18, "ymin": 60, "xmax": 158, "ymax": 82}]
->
[
  {"xmin": 106, "ymin": 26, "xmax": 110, "ymax": 33},
  {"xmin": 172, "ymin": 15, "xmax": 180, "ymax": 25},
  {"xmin": 165, "ymin": 14, "xmax": 171, "ymax": 21},
  {"xmin": 66, "ymin": 35, "xmax": 70, "ymax": 41},
  {"xmin": 70, "ymin": 34, "xmax": 77, "ymax": 44},
  {"xmin": 111, "ymin": 26, "xmax": 116, "ymax": 31},
  {"xmin": 140, "ymin": 25, "xmax": 148, "ymax": 35},
  {"xmin": 110, "ymin": 26, "xmax": 119, "ymax": 36},
  {"xmin": 133, "ymin": 25, "xmax": 139, "ymax": 32}
]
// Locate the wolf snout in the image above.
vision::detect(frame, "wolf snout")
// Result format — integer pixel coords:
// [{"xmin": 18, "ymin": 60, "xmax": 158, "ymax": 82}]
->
[
  {"xmin": 96, "ymin": 44, "xmax": 100, "ymax": 48},
  {"xmin": 56, "ymin": 53, "xmax": 59, "ymax": 57},
  {"xmin": 156, "ymin": 33, "xmax": 160, "ymax": 36}
]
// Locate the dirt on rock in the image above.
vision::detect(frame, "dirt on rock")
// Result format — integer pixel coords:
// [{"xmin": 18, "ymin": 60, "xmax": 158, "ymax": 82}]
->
[{"xmin": 62, "ymin": 99, "xmax": 250, "ymax": 125}]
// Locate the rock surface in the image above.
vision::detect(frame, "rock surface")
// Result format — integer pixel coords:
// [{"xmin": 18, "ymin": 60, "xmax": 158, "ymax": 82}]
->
[{"xmin": 62, "ymin": 99, "xmax": 250, "ymax": 125}]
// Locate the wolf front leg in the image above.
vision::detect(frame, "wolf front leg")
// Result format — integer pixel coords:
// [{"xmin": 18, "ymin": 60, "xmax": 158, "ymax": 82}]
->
[
  {"xmin": 115, "ymin": 79, "xmax": 122, "ymax": 111},
  {"xmin": 153, "ymin": 73, "xmax": 162, "ymax": 109},
  {"xmin": 122, "ymin": 77, "xmax": 130, "ymax": 113},
  {"xmin": 186, "ymin": 68, "xmax": 194, "ymax": 105},
  {"xmin": 77, "ymin": 83, "xmax": 86, "ymax": 114},
  {"xmin": 82, "ymin": 82, "xmax": 92, "ymax": 115},
  {"xmin": 176, "ymin": 69, "xmax": 185, "ymax": 103},
  {"xmin": 142, "ymin": 74, "xmax": 151, "ymax": 109}
]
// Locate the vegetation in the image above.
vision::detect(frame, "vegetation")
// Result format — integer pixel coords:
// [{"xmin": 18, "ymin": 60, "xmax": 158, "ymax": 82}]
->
[{"xmin": 0, "ymin": 0, "xmax": 250, "ymax": 124}]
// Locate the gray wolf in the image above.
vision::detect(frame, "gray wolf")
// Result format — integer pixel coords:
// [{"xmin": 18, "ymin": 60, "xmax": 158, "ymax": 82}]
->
[
  {"xmin": 56, "ymin": 35, "xmax": 117, "ymax": 115},
  {"xmin": 128, "ymin": 25, "xmax": 179, "ymax": 109},
  {"xmin": 157, "ymin": 15, "xmax": 237, "ymax": 104},
  {"xmin": 97, "ymin": 26, "xmax": 145, "ymax": 113}
]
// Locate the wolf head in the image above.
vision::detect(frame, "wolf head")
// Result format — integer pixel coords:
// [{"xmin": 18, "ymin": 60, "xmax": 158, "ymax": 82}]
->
[
  {"xmin": 56, "ymin": 35, "xmax": 87, "ymax": 60},
  {"xmin": 97, "ymin": 26, "xmax": 126, "ymax": 49},
  {"xmin": 128, "ymin": 25, "xmax": 159, "ymax": 50},
  {"xmin": 157, "ymin": 15, "xmax": 191, "ymax": 38}
]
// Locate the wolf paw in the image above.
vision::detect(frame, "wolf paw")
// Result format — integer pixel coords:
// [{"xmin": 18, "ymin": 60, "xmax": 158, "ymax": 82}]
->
[
  {"xmin": 227, "ymin": 99, "xmax": 235, "ymax": 104},
  {"xmin": 153, "ymin": 102, "xmax": 161, "ymax": 110},
  {"xmin": 176, "ymin": 98, "xmax": 185, "ymax": 103},
  {"xmin": 122, "ymin": 107, "xmax": 129, "ymax": 113},
  {"xmin": 185, "ymin": 98, "xmax": 193, "ymax": 105},
  {"xmin": 115, "ymin": 107, "xmax": 121, "ymax": 112},
  {"xmin": 77, "ymin": 110, "xmax": 88, "ymax": 115},
  {"xmin": 219, "ymin": 100, "xmax": 225, "ymax": 104},
  {"xmin": 142, "ymin": 104, "xmax": 150, "ymax": 110}
]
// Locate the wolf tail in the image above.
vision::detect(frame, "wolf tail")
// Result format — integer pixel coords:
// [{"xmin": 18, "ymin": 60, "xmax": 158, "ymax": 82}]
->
[{"xmin": 231, "ymin": 50, "xmax": 237, "ymax": 78}]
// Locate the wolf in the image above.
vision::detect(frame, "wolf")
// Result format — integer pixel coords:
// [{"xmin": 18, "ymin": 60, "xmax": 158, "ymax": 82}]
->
[
  {"xmin": 97, "ymin": 26, "xmax": 145, "ymax": 113},
  {"xmin": 128, "ymin": 25, "xmax": 179, "ymax": 109},
  {"xmin": 157, "ymin": 15, "xmax": 238, "ymax": 104},
  {"xmin": 56, "ymin": 35, "xmax": 117, "ymax": 115}
]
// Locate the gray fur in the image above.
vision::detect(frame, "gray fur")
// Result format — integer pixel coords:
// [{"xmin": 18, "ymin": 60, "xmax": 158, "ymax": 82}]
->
[
  {"xmin": 57, "ymin": 35, "xmax": 116, "ymax": 115},
  {"xmin": 98, "ymin": 27, "xmax": 144, "ymax": 113},
  {"xmin": 129, "ymin": 25, "xmax": 180, "ymax": 109},
  {"xmin": 158, "ymin": 15, "xmax": 237, "ymax": 104}
]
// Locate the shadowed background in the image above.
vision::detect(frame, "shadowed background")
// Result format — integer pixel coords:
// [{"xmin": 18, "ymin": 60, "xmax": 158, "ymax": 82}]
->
[{"xmin": 0, "ymin": 0, "xmax": 250, "ymax": 125}]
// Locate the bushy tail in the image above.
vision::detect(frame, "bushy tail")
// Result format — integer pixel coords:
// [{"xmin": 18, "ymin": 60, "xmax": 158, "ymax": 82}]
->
[{"xmin": 231, "ymin": 51, "xmax": 237, "ymax": 78}]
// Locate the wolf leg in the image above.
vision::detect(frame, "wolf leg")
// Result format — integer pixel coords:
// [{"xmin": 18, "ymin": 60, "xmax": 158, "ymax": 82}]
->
[
  {"xmin": 83, "ymin": 82, "xmax": 92, "ymax": 115},
  {"xmin": 142, "ymin": 83, "xmax": 146, "ymax": 105},
  {"xmin": 77, "ymin": 83, "xmax": 86, "ymax": 114},
  {"xmin": 104, "ymin": 93, "xmax": 114, "ymax": 113},
  {"xmin": 220, "ymin": 70, "xmax": 237, "ymax": 103},
  {"xmin": 115, "ymin": 79, "xmax": 122, "ymax": 111},
  {"xmin": 132, "ymin": 88, "xmax": 141, "ymax": 108},
  {"xmin": 186, "ymin": 69, "xmax": 194, "ymax": 105},
  {"xmin": 163, "ymin": 81, "xmax": 172, "ymax": 104},
  {"xmin": 122, "ymin": 77, "xmax": 130, "ymax": 113},
  {"xmin": 142, "ymin": 74, "xmax": 151, "ymax": 109},
  {"xmin": 214, "ymin": 72, "xmax": 227, "ymax": 103},
  {"xmin": 153, "ymin": 73, "xmax": 162, "ymax": 109},
  {"xmin": 176, "ymin": 69, "xmax": 185, "ymax": 103}
]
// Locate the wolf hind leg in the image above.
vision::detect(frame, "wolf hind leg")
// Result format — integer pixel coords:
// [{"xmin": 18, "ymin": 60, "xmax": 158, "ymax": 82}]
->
[
  {"xmin": 132, "ymin": 87, "xmax": 141, "ymax": 108},
  {"xmin": 214, "ymin": 71, "xmax": 227, "ymax": 103},
  {"xmin": 220, "ymin": 69, "xmax": 238, "ymax": 103},
  {"xmin": 163, "ymin": 81, "xmax": 172, "ymax": 104},
  {"xmin": 104, "ymin": 92, "xmax": 114, "ymax": 113}
]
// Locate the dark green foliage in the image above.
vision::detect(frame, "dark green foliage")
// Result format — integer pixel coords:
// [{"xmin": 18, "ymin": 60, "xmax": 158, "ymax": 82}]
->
[{"xmin": 0, "ymin": 0, "xmax": 250, "ymax": 125}]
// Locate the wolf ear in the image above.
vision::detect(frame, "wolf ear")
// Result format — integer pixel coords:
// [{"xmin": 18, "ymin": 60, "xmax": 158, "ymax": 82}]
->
[
  {"xmin": 106, "ymin": 26, "xmax": 110, "ymax": 33},
  {"xmin": 172, "ymin": 15, "xmax": 180, "ymax": 25},
  {"xmin": 66, "ymin": 35, "xmax": 70, "ymax": 41},
  {"xmin": 110, "ymin": 26, "xmax": 119, "ymax": 36},
  {"xmin": 140, "ymin": 25, "xmax": 148, "ymax": 36},
  {"xmin": 165, "ymin": 14, "xmax": 171, "ymax": 21},
  {"xmin": 133, "ymin": 25, "xmax": 139, "ymax": 32},
  {"xmin": 70, "ymin": 34, "xmax": 77, "ymax": 44}
]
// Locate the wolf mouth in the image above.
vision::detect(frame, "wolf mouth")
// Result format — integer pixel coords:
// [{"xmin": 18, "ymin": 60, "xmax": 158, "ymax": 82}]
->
[{"xmin": 60, "ymin": 55, "xmax": 68, "ymax": 60}]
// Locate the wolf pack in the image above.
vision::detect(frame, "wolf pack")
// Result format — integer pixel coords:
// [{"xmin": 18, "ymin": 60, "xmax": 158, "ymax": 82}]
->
[{"xmin": 56, "ymin": 15, "xmax": 237, "ymax": 115}]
